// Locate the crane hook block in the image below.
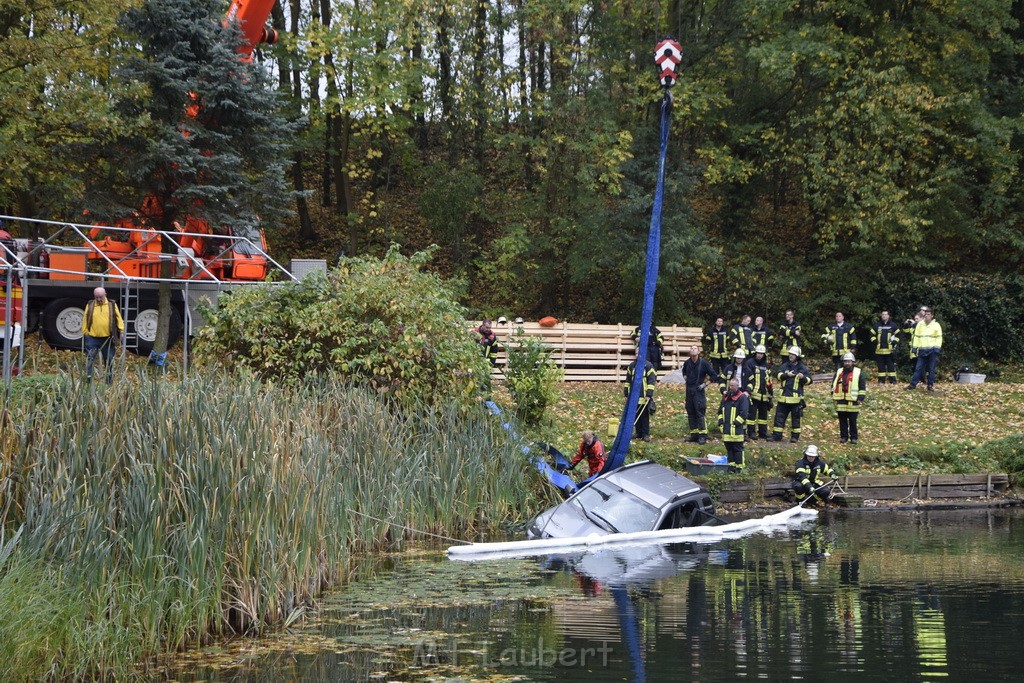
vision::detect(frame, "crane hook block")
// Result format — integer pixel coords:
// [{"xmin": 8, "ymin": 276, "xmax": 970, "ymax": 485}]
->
[{"xmin": 654, "ymin": 39, "xmax": 683, "ymax": 87}]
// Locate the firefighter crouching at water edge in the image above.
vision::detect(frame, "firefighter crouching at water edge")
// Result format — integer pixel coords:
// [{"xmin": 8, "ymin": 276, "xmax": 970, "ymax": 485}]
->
[
  {"xmin": 773, "ymin": 346, "xmax": 811, "ymax": 443},
  {"xmin": 682, "ymin": 345, "xmax": 719, "ymax": 445},
  {"xmin": 569, "ymin": 430, "xmax": 606, "ymax": 478},
  {"xmin": 704, "ymin": 317, "xmax": 731, "ymax": 377},
  {"xmin": 81, "ymin": 287, "xmax": 124, "ymax": 384},
  {"xmin": 822, "ymin": 311, "xmax": 857, "ymax": 369},
  {"xmin": 793, "ymin": 445, "xmax": 837, "ymax": 503},
  {"xmin": 744, "ymin": 345, "xmax": 773, "ymax": 440},
  {"xmin": 870, "ymin": 310, "xmax": 900, "ymax": 384},
  {"xmin": 624, "ymin": 354, "xmax": 657, "ymax": 442},
  {"xmin": 718, "ymin": 378, "xmax": 750, "ymax": 472},
  {"xmin": 907, "ymin": 306, "xmax": 943, "ymax": 391},
  {"xmin": 832, "ymin": 352, "xmax": 867, "ymax": 444}
]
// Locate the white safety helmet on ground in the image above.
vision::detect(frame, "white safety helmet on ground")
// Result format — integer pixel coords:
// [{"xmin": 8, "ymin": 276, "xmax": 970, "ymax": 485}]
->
[
  {"xmin": 514, "ymin": 317, "xmax": 524, "ymax": 324},
  {"xmin": 842, "ymin": 352, "xmax": 855, "ymax": 362},
  {"xmin": 497, "ymin": 316, "xmax": 508, "ymax": 324},
  {"xmin": 804, "ymin": 444, "xmax": 819, "ymax": 458},
  {"xmin": 788, "ymin": 346, "xmax": 802, "ymax": 357},
  {"xmin": 755, "ymin": 344, "xmax": 767, "ymax": 354},
  {"xmin": 733, "ymin": 348, "xmax": 747, "ymax": 359}
]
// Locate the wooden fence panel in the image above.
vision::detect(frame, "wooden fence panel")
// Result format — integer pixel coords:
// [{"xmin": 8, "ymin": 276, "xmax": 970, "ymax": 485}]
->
[{"xmin": 477, "ymin": 321, "xmax": 704, "ymax": 382}]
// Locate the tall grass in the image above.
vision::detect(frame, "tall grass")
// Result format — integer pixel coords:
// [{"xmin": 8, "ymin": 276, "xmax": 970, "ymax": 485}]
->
[{"xmin": 0, "ymin": 373, "xmax": 540, "ymax": 679}]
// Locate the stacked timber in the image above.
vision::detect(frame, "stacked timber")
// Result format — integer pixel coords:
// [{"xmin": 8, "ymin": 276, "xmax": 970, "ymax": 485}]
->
[
  {"xmin": 717, "ymin": 473, "xmax": 1011, "ymax": 504},
  {"xmin": 481, "ymin": 321, "xmax": 703, "ymax": 382}
]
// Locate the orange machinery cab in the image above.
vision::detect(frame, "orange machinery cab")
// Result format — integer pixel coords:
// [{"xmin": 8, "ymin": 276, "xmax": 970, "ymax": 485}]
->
[
  {"xmin": 173, "ymin": 219, "xmax": 267, "ymax": 281},
  {"xmin": 227, "ymin": 223, "xmax": 269, "ymax": 281},
  {"xmin": 87, "ymin": 217, "xmax": 163, "ymax": 279}
]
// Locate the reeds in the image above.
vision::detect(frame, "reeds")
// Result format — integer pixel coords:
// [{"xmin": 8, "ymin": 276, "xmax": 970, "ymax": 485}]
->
[{"xmin": 0, "ymin": 373, "xmax": 540, "ymax": 679}]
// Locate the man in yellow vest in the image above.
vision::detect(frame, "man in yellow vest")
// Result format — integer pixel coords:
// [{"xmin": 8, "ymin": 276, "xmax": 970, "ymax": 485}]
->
[
  {"xmin": 906, "ymin": 306, "xmax": 943, "ymax": 391},
  {"xmin": 831, "ymin": 352, "xmax": 866, "ymax": 443},
  {"xmin": 81, "ymin": 287, "xmax": 124, "ymax": 383}
]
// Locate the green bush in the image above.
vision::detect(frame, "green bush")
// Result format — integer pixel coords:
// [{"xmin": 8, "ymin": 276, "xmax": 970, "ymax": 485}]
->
[
  {"xmin": 504, "ymin": 330, "xmax": 562, "ymax": 426},
  {"xmin": 194, "ymin": 245, "xmax": 490, "ymax": 406}
]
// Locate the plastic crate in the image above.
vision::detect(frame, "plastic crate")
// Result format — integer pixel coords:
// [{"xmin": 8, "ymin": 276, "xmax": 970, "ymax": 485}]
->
[{"xmin": 685, "ymin": 457, "xmax": 731, "ymax": 476}]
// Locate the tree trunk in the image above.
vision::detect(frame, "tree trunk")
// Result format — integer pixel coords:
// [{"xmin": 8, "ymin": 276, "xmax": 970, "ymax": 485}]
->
[{"xmin": 276, "ymin": 0, "xmax": 313, "ymax": 241}]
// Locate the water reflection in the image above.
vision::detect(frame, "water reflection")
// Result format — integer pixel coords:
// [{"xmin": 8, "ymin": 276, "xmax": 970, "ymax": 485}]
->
[{"xmin": 169, "ymin": 508, "xmax": 1024, "ymax": 682}]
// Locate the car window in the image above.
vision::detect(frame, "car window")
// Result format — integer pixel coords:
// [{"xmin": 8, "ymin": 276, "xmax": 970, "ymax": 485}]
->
[
  {"xmin": 573, "ymin": 480, "xmax": 660, "ymax": 533},
  {"xmin": 659, "ymin": 502, "xmax": 698, "ymax": 530}
]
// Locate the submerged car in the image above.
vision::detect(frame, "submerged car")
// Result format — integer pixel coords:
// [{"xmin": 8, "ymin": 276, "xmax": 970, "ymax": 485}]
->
[{"xmin": 526, "ymin": 460, "xmax": 716, "ymax": 539}]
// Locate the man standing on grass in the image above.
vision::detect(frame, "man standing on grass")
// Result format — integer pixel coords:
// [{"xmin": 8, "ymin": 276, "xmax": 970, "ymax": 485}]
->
[
  {"xmin": 772, "ymin": 346, "xmax": 812, "ymax": 443},
  {"xmin": 718, "ymin": 378, "xmax": 750, "ymax": 472},
  {"xmin": 624, "ymin": 353, "xmax": 657, "ymax": 442},
  {"xmin": 870, "ymin": 310, "xmax": 900, "ymax": 384},
  {"xmin": 704, "ymin": 317, "xmax": 731, "ymax": 377},
  {"xmin": 81, "ymin": 287, "xmax": 124, "ymax": 384},
  {"xmin": 822, "ymin": 311, "xmax": 857, "ymax": 369},
  {"xmin": 906, "ymin": 306, "xmax": 943, "ymax": 391},
  {"xmin": 831, "ymin": 352, "xmax": 867, "ymax": 443},
  {"xmin": 682, "ymin": 345, "xmax": 719, "ymax": 445}
]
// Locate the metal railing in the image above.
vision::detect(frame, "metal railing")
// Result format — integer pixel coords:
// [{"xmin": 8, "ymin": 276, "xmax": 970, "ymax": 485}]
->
[{"xmin": 1, "ymin": 214, "xmax": 298, "ymax": 385}]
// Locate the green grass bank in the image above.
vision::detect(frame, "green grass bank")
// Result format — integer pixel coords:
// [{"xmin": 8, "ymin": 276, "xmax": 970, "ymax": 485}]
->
[{"xmin": 0, "ymin": 373, "xmax": 544, "ymax": 680}]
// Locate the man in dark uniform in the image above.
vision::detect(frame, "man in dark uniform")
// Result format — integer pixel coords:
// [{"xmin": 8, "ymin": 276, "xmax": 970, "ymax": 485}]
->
[
  {"xmin": 744, "ymin": 344, "xmax": 773, "ymax": 440},
  {"xmin": 869, "ymin": 310, "xmax": 900, "ymax": 384},
  {"xmin": 704, "ymin": 316, "xmax": 731, "ymax": 377},
  {"xmin": 831, "ymin": 352, "xmax": 867, "ymax": 443},
  {"xmin": 750, "ymin": 316, "xmax": 775, "ymax": 352},
  {"xmin": 682, "ymin": 345, "xmax": 719, "ymax": 445},
  {"xmin": 719, "ymin": 378, "xmax": 750, "ymax": 472},
  {"xmin": 624, "ymin": 354, "xmax": 657, "ymax": 442},
  {"xmin": 792, "ymin": 444, "xmax": 837, "ymax": 504},
  {"xmin": 731, "ymin": 314, "xmax": 755, "ymax": 355},
  {"xmin": 778, "ymin": 309, "xmax": 802, "ymax": 360},
  {"xmin": 630, "ymin": 324, "xmax": 665, "ymax": 370},
  {"xmin": 772, "ymin": 345, "xmax": 812, "ymax": 443},
  {"xmin": 822, "ymin": 311, "xmax": 857, "ymax": 369}
]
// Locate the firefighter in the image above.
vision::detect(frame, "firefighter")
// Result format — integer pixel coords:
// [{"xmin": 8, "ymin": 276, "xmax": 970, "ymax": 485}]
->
[
  {"xmin": 731, "ymin": 314, "xmax": 755, "ymax": 354},
  {"xmin": 720, "ymin": 347, "xmax": 751, "ymax": 394},
  {"xmin": 831, "ymin": 352, "xmax": 867, "ymax": 443},
  {"xmin": 821, "ymin": 311, "xmax": 857, "ymax": 368},
  {"xmin": 772, "ymin": 346, "xmax": 812, "ymax": 443},
  {"xmin": 718, "ymin": 378, "xmax": 750, "ymax": 472},
  {"xmin": 682, "ymin": 345, "xmax": 718, "ymax": 445},
  {"xmin": 792, "ymin": 444, "xmax": 837, "ymax": 504},
  {"xmin": 778, "ymin": 309, "xmax": 802, "ymax": 359},
  {"xmin": 704, "ymin": 317, "xmax": 731, "ymax": 377},
  {"xmin": 631, "ymin": 324, "xmax": 665, "ymax": 370},
  {"xmin": 750, "ymin": 316, "xmax": 775, "ymax": 352},
  {"xmin": 869, "ymin": 310, "xmax": 900, "ymax": 384},
  {"xmin": 901, "ymin": 307, "xmax": 924, "ymax": 376},
  {"xmin": 744, "ymin": 344, "xmax": 773, "ymax": 440},
  {"xmin": 81, "ymin": 287, "xmax": 124, "ymax": 384},
  {"xmin": 475, "ymin": 319, "xmax": 499, "ymax": 366},
  {"xmin": 569, "ymin": 430, "xmax": 606, "ymax": 478},
  {"xmin": 624, "ymin": 354, "xmax": 657, "ymax": 442},
  {"xmin": 906, "ymin": 306, "xmax": 943, "ymax": 391}
]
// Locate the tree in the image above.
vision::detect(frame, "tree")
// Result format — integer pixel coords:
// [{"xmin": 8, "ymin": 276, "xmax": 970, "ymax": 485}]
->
[{"xmin": 85, "ymin": 0, "xmax": 296, "ymax": 355}]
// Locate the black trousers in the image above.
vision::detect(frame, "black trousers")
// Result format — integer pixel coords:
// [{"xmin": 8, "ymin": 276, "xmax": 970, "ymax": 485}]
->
[
  {"xmin": 725, "ymin": 441, "xmax": 745, "ymax": 469},
  {"xmin": 793, "ymin": 479, "xmax": 832, "ymax": 501},
  {"xmin": 748, "ymin": 399, "xmax": 771, "ymax": 437},
  {"xmin": 773, "ymin": 401, "xmax": 802, "ymax": 438},
  {"xmin": 634, "ymin": 401, "xmax": 651, "ymax": 438},
  {"xmin": 838, "ymin": 411, "xmax": 858, "ymax": 441},
  {"xmin": 710, "ymin": 357, "xmax": 730, "ymax": 378},
  {"xmin": 875, "ymin": 354, "xmax": 896, "ymax": 382},
  {"xmin": 685, "ymin": 387, "xmax": 708, "ymax": 436}
]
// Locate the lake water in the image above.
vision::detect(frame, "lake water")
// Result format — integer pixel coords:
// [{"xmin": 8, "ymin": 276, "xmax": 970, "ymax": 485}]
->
[{"xmin": 170, "ymin": 507, "xmax": 1024, "ymax": 682}]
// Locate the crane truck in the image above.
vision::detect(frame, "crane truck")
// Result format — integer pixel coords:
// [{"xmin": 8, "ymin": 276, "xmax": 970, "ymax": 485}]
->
[{"xmin": 1, "ymin": 0, "xmax": 284, "ymax": 357}]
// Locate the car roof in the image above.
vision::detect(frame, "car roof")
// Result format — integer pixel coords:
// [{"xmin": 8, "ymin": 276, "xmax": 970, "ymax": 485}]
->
[{"xmin": 600, "ymin": 461, "xmax": 704, "ymax": 509}]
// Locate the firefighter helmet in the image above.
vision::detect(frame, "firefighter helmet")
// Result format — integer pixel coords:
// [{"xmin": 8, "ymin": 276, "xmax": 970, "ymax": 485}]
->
[
  {"xmin": 788, "ymin": 346, "xmax": 802, "ymax": 357},
  {"xmin": 754, "ymin": 344, "xmax": 767, "ymax": 354},
  {"xmin": 804, "ymin": 445, "xmax": 819, "ymax": 458},
  {"xmin": 842, "ymin": 352, "xmax": 855, "ymax": 362},
  {"xmin": 733, "ymin": 348, "xmax": 747, "ymax": 359}
]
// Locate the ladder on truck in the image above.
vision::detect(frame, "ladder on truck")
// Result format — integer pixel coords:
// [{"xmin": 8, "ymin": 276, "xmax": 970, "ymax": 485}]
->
[{"xmin": 119, "ymin": 281, "xmax": 141, "ymax": 355}]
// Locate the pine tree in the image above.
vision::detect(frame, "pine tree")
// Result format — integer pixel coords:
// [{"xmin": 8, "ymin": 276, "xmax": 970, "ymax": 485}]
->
[{"xmin": 90, "ymin": 0, "xmax": 296, "ymax": 355}]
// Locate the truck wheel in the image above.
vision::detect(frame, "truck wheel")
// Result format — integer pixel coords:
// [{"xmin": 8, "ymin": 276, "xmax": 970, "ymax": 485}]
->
[
  {"xmin": 131, "ymin": 307, "xmax": 182, "ymax": 356},
  {"xmin": 41, "ymin": 298, "xmax": 86, "ymax": 350}
]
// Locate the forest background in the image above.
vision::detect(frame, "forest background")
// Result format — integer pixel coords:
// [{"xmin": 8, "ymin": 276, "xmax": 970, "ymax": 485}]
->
[{"xmin": 3, "ymin": 0, "xmax": 1024, "ymax": 363}]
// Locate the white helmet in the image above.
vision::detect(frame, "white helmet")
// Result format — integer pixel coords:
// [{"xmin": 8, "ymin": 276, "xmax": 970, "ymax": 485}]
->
[
  {"xmin": 788, "ymin": 346, "xmax": 802, "ymax": 357},
  {"xmin": 497, "ymin": 316, "xmax": 508, "ymax": 324},
  {"xmin": 754, "ymin": 344, "xmax": 767, "ymax": 354},
  {"xmin": 842, "ymin": 352, "xmax": 855, "ymax": 362},
  {"xmin": 804, "ymin": 445, "xmax": 819, "ymax": 458},
  {"xmin": 733, "ymin": 348, "xmax": 747, "ymax": 359}
]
